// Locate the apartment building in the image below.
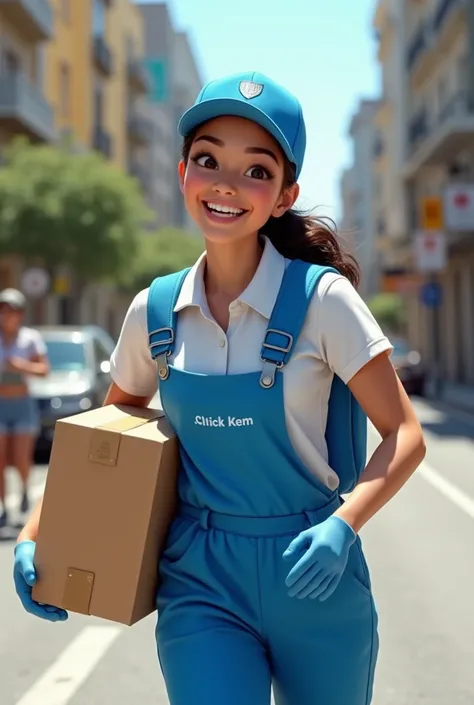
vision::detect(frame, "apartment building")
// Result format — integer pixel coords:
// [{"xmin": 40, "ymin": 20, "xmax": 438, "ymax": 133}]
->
[
  {"xmin": 373, "ymin": 0, "xmax": 474, "ymax": 387},
  {"xmin": 138, "ymin": 2, "xmax": 203, "ymax": 230},
  {"xmin": 372, "ymin": 0, "xmax": 414, "ymax": 288},
  {"xmin": 0, "ymin": 0, "xmax": 55, "ymax": 290},
  {"xmin": 340, "ymin": 99, "xmax": 380, "ymax": 300}
]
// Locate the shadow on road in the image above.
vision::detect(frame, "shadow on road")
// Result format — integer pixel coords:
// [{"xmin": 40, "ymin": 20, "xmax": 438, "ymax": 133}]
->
[
  {"xmin": 414, "ymin": 398, "xmax": 474, "ymax": 443},
  {"xmin": 0, "ymin": 523, "xmax": 22, "ymax": 543}
]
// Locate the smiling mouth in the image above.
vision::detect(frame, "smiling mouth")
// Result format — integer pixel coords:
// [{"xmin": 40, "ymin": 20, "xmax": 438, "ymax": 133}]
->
[{"xmin": 203, "ymin": 201, "xmax": 247, "ymax": 218}]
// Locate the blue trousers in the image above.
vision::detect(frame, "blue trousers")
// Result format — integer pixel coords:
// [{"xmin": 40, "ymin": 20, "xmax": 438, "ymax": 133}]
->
[{"xmin": 156, "ymin": 505, "xmax": 378, "ymax": 705}]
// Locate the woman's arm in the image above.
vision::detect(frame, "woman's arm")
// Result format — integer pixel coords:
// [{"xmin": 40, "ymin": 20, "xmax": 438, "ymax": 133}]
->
[
  {"xmin": 103, "ymin": 380, "xmax": 156, "ymax": 408},
  {"xmin": 6, "ymin": 353, "xmax": 49, "ymax": 377},
  {"xmin": 334, "ymin": 351, "xmax": 426, "ymax": 533},
  {"xmin": 17, "ymin": 381, "xmax": 154, "ymax": 544}
]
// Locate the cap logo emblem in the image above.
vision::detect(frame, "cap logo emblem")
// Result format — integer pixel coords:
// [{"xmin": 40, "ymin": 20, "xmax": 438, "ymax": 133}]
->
[{"xmin": 239, "ymin": 81, "xmax": 263, "ymax": 100}]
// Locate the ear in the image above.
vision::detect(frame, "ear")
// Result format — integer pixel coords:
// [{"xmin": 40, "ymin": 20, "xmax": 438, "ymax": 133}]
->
[
  {"xmin": 178, "ymin": 160, "xmax": 186, "ymax": 193},
  {"xmin": 271, "ymin": 183, "xmax": 300, "ymax": 219}
]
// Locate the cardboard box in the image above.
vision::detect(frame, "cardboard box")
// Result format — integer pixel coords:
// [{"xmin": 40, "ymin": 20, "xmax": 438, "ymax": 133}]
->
[{"xmin": 31, "ymin": 404, "xmax": 179, "ymax": 626}]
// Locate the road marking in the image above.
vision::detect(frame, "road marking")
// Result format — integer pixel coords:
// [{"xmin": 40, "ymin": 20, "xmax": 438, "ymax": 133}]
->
[
  {"xmin": 14, "ymin": 626, "xmax": 122, "ymax": 705},
  {"xmin": 368, "ymin": 425, "xmax": 474, "ymax": 521},
  {"xmin": 417, "ymin": 462, "xmax": 474, "ymax": 520}
]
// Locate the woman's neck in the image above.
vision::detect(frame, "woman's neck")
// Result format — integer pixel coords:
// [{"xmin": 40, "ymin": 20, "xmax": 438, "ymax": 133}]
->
[{"xmin": 204, "ymin": 236, "xmax": 263, "ymax": 301}]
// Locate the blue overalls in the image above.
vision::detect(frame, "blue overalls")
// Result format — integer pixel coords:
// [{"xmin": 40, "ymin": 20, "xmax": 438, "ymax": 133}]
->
[{"xmin": 148, "ymin": 260, "xmax": 379, "ymax": 705}]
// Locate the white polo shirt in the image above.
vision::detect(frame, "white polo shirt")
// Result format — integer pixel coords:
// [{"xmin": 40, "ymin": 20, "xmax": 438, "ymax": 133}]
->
[{"xmin": 110, "ymin": 237, "xmax": 392, "ymax": 490}]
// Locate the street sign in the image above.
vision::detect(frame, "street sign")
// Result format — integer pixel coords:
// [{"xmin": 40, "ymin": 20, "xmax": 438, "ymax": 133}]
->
[
  {"xmin": 444, "ymin": 183, "xmax": 474, "ymax": 231},
  {"xmin": 421, "ymin": 196, "xmax": 443, "ymax": 230},
  {"xmin": 414, "ymin": 231, "xmax": 447, "ymax": 272},
  {"xmin": 20, "ymin": 268, "xmax": 50, "ymax": 299},
  {"xmin": 420, "ymin": 281, "xmax": 443, "ymax": 308}
]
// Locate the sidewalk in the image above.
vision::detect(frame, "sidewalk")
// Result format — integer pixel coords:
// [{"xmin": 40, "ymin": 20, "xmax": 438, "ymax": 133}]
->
[{"xmin": 435, "ymin": 383, "xmax": 474, "ymax": 415}]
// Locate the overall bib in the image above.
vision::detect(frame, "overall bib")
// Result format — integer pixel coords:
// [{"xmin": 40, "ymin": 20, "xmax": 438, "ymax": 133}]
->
[{"xmin": 151, "ymin": 261, "xmax": 379, "ymax": 705}]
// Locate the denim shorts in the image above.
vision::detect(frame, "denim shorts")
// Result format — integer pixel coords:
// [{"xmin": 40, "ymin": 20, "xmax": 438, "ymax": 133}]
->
[{"xmin": 0, "ymin": 396, "xmax": 40, "ymax": 435}]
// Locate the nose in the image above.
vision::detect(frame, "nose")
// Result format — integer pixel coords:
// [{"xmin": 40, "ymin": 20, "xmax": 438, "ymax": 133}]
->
[{"xmin": 212, "ymin": 180, "xmax": 237, "ymax": 197}]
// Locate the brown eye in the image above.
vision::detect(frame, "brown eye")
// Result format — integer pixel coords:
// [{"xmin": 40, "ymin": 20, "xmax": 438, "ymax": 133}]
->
[
  {"xmin": 194, "ymin": 154, "xmax": 218, "ymax": 169},
  {"xmin": 245, "ymin": 166, "xmax": 270, "ymax": 180}
]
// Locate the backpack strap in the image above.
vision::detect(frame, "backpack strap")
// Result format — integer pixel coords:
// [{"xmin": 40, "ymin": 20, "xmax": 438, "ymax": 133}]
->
[
  {"xmin": 146, "ymin": 267, "xmax": 191, "ymax": 380},
  {"xmin": 259, "ymin": 259, "xmax": 338, "ymax": 388}
]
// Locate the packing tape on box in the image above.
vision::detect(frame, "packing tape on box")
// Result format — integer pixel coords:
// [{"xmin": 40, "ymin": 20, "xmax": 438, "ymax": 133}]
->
[{"xmin": 88, "ymin": 411, "xmax": 164, "ymax": 467}]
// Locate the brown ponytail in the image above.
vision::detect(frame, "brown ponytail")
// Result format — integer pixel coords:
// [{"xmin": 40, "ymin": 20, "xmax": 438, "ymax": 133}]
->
[{"xmin": 181, "ymin": 132, "xmax": 360, "ymax": 288}]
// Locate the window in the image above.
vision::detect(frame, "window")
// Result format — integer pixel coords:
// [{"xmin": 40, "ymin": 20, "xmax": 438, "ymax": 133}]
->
[
  {"xmin": 93, "ymin": 79, "xmax": 104, "ymax": 125},
  {"xmin": 59, "ymin": 62, "xmax": 70, "ymax": 121},
  {"xmin": 92, "ymin": 0, "xmax": 106, "ymax": 39},
  {"xmin": 93, "ymin": 337, "xmax": 112, "ymax": 366},
  {"xmin": 2, "ymin": 49, "xmax": 20, "ymax": 75},
  {"xmin": 45, "ymin": 340, "xmax": 86, "ymax": 372}
]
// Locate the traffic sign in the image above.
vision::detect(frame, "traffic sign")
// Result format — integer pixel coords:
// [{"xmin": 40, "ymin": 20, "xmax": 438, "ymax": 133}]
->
[
  {"xmin": 20, "ymin": 267, "xmax": 50, "ymax": 299},
  {"xmin": 414, "ymin": 231, "xmax": 447, "ymax": 272},
  {"xmin": 444, "ymin": 184, "xmax": 474, "ymax": 231},
  {"xmin": 420, "ymin": 281, "xmax": 443, "ymax": 308},
  {"xmin": 421, "ymin": 196, "xmax": 443, "ymax": 230}
]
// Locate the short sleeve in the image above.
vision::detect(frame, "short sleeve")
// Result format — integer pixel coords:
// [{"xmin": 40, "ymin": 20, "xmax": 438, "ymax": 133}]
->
[
  {"xmin": 29, "ymin": 329, "xmax": 47, "ymax": 356},
  {"xmin": 316, "ymin": 273, "xmax": 393, "ymax": 384},
  {"xmin": 109, "ymin": 288, "xmax": 159, "ymax": 397}
]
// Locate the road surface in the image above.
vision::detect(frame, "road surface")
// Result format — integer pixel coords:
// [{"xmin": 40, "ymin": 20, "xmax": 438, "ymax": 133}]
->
[{"xmin": 1, "ymin": 397, "xmax": 473, "ymax": 704}]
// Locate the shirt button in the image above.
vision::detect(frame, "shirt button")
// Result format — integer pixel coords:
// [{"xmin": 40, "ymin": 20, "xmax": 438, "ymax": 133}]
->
[{"xmin": 219, "ymin": 338, "xmax": 226, "ymax": 348}]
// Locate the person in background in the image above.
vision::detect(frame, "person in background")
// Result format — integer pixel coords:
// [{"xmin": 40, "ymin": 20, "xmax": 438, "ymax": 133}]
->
[{"xmin": 0, "ymin": 289, "xmax": 49, "ymax": 528}]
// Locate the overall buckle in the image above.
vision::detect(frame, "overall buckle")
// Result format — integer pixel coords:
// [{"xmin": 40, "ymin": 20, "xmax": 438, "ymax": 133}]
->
[
  {"xmin": 148, "ymin": 327, "xmax": 174, "ymax": 380},
  {"xmin": 259, "ymin": 329, "xmax": 294, "ymax": 389}
]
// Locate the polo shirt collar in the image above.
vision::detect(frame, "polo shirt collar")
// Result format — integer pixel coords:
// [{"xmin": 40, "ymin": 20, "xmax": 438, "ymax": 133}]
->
[{"xmin": 173, "ymin": 236, "xmax": 286, "ymax": 320}]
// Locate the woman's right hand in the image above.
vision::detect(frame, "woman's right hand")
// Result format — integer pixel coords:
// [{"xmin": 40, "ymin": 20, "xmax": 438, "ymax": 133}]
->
[{"xmin": 13, "ymin": 540, "xmax": 68, "ymax": 622}]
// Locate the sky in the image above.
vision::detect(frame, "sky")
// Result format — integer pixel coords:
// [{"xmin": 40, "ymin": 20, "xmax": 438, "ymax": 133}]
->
[{"xmin": 138, "ymin": 0, "xmax": 381, "ymax": 222}]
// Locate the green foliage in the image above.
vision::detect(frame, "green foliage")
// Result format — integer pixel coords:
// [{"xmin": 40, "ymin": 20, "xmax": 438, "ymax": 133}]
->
[
  {"xmin": 367, "ymin": 292, "xmax": 406, "ymax": 334},
  {"xmin": 119, "ymin": 227, "xmax": 205, "ymax": 293},
  {"xmin": 0, "ymin": 137, "xmax": 152, "ymax": 280}
]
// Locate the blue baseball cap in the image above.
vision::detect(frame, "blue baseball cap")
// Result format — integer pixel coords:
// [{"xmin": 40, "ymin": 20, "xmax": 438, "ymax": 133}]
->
[{"xmin": 178, "ymin": 71, "xmax": 306, "ymax": 179}]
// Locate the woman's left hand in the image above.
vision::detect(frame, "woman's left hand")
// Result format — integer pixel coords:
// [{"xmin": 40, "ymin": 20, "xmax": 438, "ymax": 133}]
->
[{"xmin": 283, "ymin": 515, "xmax": 356, "ymax": 601}]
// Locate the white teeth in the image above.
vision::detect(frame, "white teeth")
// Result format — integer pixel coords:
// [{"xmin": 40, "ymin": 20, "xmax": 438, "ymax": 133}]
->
[{"xmin": 206, "ymin": 202, "xmax": 244, "ymax": 216}]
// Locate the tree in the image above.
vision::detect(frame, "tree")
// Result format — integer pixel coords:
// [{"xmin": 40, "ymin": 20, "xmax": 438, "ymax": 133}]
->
[
  {"xmin": 0, "ymin": 137, "xmax": 152, "ymax": 282},
  {"xmin": 119, "ymin": 227, "xmax": 205, "ymax": 293},
  {"xmin": 367, "ymin": 292, "xmax": 407, "ymax": 335}
]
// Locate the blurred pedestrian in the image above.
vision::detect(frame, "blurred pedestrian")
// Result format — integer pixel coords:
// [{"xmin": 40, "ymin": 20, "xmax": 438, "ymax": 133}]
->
[{"xmin": 0, "ymin": 289, "xmax": 49, "ymax": 527}]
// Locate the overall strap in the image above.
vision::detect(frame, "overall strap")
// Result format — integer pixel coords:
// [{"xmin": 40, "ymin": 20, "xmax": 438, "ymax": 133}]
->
[
  {"xmin": 146, "ymin": 267, "xmax": 191, "ymax": 380},
  {"xmin": 259, "ymin": 259, "xmax": 338, "ymax": 388}
]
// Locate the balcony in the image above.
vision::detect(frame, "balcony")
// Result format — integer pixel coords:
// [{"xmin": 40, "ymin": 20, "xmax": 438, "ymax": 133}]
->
[
  {"xmin": 406, "ymin": 24, "xmax": 428, "ymax": 71},
  {"xmin": 408, "ymin": 109, "xmax": 429, "ymax": 151},
  {"xmin": 127, "ymin": 111, "xmax": 153, "ymax": 145},
  {"xmin": 404, "ymin": 91, "xmax": 474, "ymax": 179},
  {"xmin": 127, "ymin": 59, "xmax": 151, "ymax": 94},
  {"xmin": 433, "ymin": 0, "xmax": 466, "ymax": 51},
  {"xmin": 0, "ymin": 73, "xmax": 54, "ymax": 142},
  {"xmin": 373, "ymin": 135, "xmax": 384, "ymax": 159},
  {"xmin": 0, "ymin": 0, "xmax": 53, "ymax": 41},
  {"xmin": 93, "ymin": 37, "xmax": 114, "ymax": 77},
  {"xmin": 93, "ymin": 125, "xmax": 113, "ymax": 159}
]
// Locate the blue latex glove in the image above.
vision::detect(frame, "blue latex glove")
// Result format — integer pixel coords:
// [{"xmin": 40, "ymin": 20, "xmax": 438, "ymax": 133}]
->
[
  {"xmin": 13, "ymin": 540, "xmax": 68, "ymax": 622},
  {"xmin": 283, "ymin": 515, "xmax": 356, "ymax": 601}
]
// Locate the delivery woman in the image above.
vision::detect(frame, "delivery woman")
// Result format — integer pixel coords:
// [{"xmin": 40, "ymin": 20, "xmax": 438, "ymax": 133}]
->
[{"xmin": 13, "ymin": 72, "xmax": 426, "ymax": 705}]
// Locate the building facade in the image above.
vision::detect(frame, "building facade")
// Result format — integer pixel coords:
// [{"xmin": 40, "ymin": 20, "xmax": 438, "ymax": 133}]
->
[
  {"xmin": 373, "ymin": 0, "xmax": 474, "ymax": 388},
  {"xmin": 340, "ymin": 99, "xmax": 380, "ymax": 300},
  {"xmin": 138, "ymin": 2, "xmax": 202, "ymax": 231}
]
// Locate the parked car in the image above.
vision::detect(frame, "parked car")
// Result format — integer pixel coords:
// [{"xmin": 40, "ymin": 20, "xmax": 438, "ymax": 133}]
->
[
  {"xmin": 29, "ymin": 325, "xmax": 116, "ymax": 452},
  {"xmin": 390, "ymin": 337, "xmax": 426, "ymax": 396}
]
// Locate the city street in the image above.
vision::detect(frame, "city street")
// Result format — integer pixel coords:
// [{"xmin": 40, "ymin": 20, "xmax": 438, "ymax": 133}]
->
[{"xmin": 1, "ymin": 397, "xmax": 474, "ymax": 704}]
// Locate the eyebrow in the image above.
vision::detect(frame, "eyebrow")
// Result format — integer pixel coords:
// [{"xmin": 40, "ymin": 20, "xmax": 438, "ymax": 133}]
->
[{"xmin": 194, "ymin": 135, "xmax": 279, "ymax": 164}]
